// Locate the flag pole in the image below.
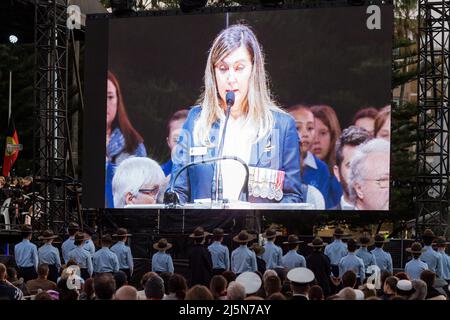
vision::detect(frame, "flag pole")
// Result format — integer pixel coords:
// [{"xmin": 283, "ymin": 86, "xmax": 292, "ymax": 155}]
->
[{"xmin": 8, "ymin": 70, "xmax": 12, "ymax": 121}]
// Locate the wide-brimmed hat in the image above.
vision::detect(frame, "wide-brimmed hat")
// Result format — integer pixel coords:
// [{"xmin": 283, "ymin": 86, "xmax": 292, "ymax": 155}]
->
[
  {"xmin": 67, "ymin": 222, "xmax": 79, "ymax": 231},
  {"xmin": 406, "ymin": 242, "xmax": 425, "ymax": 254},
  {"xmin": 153, "ymin": 238, "xmax": 172, "ymax": 251},
  {"xmin": 374, "ymin": 234, "xmax": 389, "ymax": 243},
  {"xmin": 287, "ymin": 267, "xmax": 315, "ymax": 284},
  {"xmin": 74, "ymin": 232, "xmax": 88, "ymax": 242},
  {"xmin": 283, "ymin": 234, "xmax": 303, "ymax": 245},
  {"xmin": 262, "ymin": 228, "xmax": 282, "ymax": 239},
  {"xmin": 358, "ymin": 233, "xmax": 373, "ymax": 246},
  {"xmin": 433, "ymin": 236, "xmax": 450, "ymax": 247},
  {"xmin": 112, "ymin": 228, "xmax": 132, "ymax": 238},
  {"xmin": 38, "ymin": 230, "xmax": 58, "ymax": 240},
  {"xmin": 233, "ymin": 230, "xmax": 256, "ymax": 243},
  {"xmin": 333, "ymin": 227, "xmax": 349, "ymax": 237},
  {"xmin": 307, "ymin": 237, "xmax": 327, "ymax": 248},
  {"xmin": 422, "ymin": 229, "xmax": 435, "ymax": 239},
  {"xmin": 20, "ymin": 224, "xmax": 33, "ymax": 234},
  {"xmin": 250, "ymin": 243, "xmax": 265, "ymax": 256},
  {"xmin": 236, "ymin": 272, "xmax": 262, "ymax": 295},
  {"xmin": 212, "ymin": 228, "xmax": 228, "ymax": 238},
  {"xmin": 189, "ymin": 227, "xmax": 211, "ymax": 239}
]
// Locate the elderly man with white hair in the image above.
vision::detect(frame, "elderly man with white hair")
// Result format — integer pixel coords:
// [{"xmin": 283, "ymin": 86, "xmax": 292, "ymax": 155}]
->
[
  {"xmin": 348, "ymin": 138, "xmax": 390, "ymax": 210},
  {"xmin": 112, "ymin": 157, "xmax": 166, "ymax": 208}
]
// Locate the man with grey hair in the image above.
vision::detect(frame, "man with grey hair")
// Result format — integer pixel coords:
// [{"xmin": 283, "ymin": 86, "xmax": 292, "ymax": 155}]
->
[
  {"xmin": 333, "ymin": 126, "xmax": 371, "ymax": 210},
  {"xmin": 348, "ymin": 138, "xmax": 390, "ymax": 210},
  {"xmin": 112, "ymin": 157, "xmax": 166, "ymax": 208},
  {"xmin": 226, "ymin": 281, "xmax": 246, "ymax": 300}
]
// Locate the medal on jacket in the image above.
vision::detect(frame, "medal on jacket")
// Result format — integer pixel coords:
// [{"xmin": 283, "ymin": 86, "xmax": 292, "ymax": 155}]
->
[
  {"xmin": 274, "ymin": 170, "xmax": 285, "ymax": 201},
  {"xmin": 260, "ymin": 169, "xmax": 269, "ymax": 199}
]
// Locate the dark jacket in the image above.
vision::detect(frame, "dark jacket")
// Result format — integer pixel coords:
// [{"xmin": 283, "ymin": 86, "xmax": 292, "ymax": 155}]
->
[
  {"xmin": 306, "ymin": 251, "xmax": 332, "ymax": 297},
  {"xmin": 188, "ymin": 243, "xmax": 213, "ymax": 287}
]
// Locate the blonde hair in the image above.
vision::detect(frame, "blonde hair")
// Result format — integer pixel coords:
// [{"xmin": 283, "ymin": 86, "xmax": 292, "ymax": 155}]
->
[{"xmin": 194, "ymin": 24, "xmax": 282, "ymax": 146}]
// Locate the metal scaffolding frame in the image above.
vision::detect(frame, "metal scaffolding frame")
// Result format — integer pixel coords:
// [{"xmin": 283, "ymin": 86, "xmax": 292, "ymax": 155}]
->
[
  {"xmin": 33, "ymin": 0, "xmax": 79, "ymax": 232},
  {"xmin": 415, "ymin": 0, "xmax": 450, "ymax": 237}
]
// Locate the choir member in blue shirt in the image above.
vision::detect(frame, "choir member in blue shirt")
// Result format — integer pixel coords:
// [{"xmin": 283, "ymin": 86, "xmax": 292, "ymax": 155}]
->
[
  {"xmin": 38, "ymin": 229, "xmax": 61, "ymax": 283},
  {"xmin": 370, "ymin": 234, "xmax": 393, "ymax": 274},
  {"xmin": 434, "ymin": 237, "xmax": 450, "ymax": 281},
  {"xmin": 231, "ymin": 230, "xmax": 257, "ymax": 275},
  {"xmin": 83, "ymin": 227, "xmax": 96, "ymax": 258},
  {"xmin": 93, "ymin": 234, "xmax": 119, "ymax": 274},
  {"xmin": 355, "ymin": 233, "xmax": 377, "ymax": 276},
  {"xmin": 420, "ymin": 229, "xmax": 444, "ymax": 278},
  {"xmin": 262, "ymin": 228, "xmax": 283, "ymax": 270},
  {"xmin": 152, "ymin": 238, "xmax": 174, "ymax": 274},
  {"xmin": 61, "ymin": 222, "xmax": 79, "ymax": 263},
  {"xmin": 208, "ymin": 228, "xmax": 230, "ymax": 275},
  {"xmin": 338, "ymin": 239, "xmax": 365, "ymax": 286},
  {"xmin": 67, "ymin": 232, "xmax": 93, "ymax": 280},
  {"xmin": 111, "ymin": 228, "xmax": 134, "ymax": 281},
  {"xmin": 405, "ymin": 242, "xmax": 429, "ymax": 280},
  {"xmin": 14, "ymin": 224, "xmax": 38, "ymax": 282},
  {"xmin": 282, "ymin": 234, "xmax": 306, "ymax": 271},
  {"xmin": 324, "ymin": 227, "xmax": 348, "ymax": 277}
]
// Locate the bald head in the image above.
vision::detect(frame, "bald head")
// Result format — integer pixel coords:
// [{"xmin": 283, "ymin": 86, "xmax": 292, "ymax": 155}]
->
[{"xmin": 115, "ymin": 285, "xmax": 138, "ymax": 300}]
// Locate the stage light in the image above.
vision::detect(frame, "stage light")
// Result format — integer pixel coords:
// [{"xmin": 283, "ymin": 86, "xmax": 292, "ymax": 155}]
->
[
  {"xmin": 179, "ymin": 0, "xmax": 207, "ymax": 13},
  {"xmin": 9, "ymin": 35, "xmax": 18, "ymax": 44}
]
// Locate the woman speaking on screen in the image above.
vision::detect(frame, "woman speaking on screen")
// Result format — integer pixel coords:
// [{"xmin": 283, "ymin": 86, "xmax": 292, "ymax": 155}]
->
[{"xmin": 170, "ymin": 24, "xmax": 303, "ymax": 205}]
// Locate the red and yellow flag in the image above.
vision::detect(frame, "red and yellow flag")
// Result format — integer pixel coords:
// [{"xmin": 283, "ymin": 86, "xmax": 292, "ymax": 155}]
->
[{"xmin": 2, "ymin": 115, "xmax": 19, "ymax": 177}]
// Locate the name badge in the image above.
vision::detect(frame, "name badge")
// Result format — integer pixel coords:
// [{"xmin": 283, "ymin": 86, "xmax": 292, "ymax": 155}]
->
[{"xmin": 189, "ymin": 146, "xmax": 208, "ymax": 156}]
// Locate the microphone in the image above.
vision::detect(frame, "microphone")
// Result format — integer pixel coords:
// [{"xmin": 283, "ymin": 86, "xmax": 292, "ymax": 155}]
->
[
  {"xmin": 163, "ymin": 155, "xmax": 249, "ymax": 208},
  {"xmin": 212, "ymin": 91, "xmax": 235, "ymax": 203}
]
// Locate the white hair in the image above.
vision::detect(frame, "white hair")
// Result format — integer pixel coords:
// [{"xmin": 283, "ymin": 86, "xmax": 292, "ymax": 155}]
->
[
  {"xmin": 348, "ymin": 138, "xmax": 390, "ymax": 203},
  {"xmin": 112, "ymin": 157, "xmax": 165, "ymax": 208},
  {"xmin": 263, "ymin": 269, "xmax": 278, "ymax": 283},
  {"xmin": 227, "ymin": 281, "xmax": 246, "ymax": 300}
]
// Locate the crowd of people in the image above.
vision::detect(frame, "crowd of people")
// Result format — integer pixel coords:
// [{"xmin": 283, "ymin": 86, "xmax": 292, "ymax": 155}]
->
[
  {"xmin": 0, "ymin": 175, "xmax": 35, "ymax": 226},
  {"xmin": 106, "ymin": 23, "xmax": 391, "ymax": 210},
  {"xmin": 1, "ymin": 223, "xmax": 449, "ymax": 301}
]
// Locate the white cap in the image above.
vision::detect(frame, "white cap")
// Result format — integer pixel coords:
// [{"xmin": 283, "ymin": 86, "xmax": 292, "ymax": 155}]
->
[
  {"xmin": 354, "ymin": 289, "xmax": 365, "ymax": 300},
  {"xmin": 236, "ymin": 272, "xmax": 262, "ymax": 295},
  {"xmin": 397, "ymin": 279, "xmax": 413, "ymax": 291},
  {"xmin": 287, "ymin": 267, "xmax": 315, "ymax": 284}
]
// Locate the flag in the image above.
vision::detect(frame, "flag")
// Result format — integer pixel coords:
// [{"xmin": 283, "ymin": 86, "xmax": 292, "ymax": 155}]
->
[{"xmin": 2, "ymin": 115, "xmax": 19, "ymax": 177}]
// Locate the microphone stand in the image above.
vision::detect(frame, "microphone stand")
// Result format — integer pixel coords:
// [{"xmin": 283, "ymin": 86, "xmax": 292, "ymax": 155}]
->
[
  {"xmin": 163, "ymin": 156, "xmax": 249, "ymax": 208},
  {"xmin": 211, "ymin": 104, "xmax": 232, "ymax": 204}
]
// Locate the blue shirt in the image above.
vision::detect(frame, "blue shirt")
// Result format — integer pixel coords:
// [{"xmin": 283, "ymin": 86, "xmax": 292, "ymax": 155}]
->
[
  {"xmin": 437, "ymin": 250, "xmax": 450, "ymax": 280},
  {"xmin": 208, "ymin": 241, "xmax": 230, "ymax": 270},
  {"xmin": 68, "ymin": 246, "xmax": 93, "ymax": 276},
  {"xmin": 38, "ymin": 244, "xmax": 61, "ymax": 270},
  {"xmin": 371, "ymin": 247, "xmax": 393, "ymax": 274},
  {"xmin": 110, "ymin": 241, "xmax": 134, "ymax": 273},
  {"xmin": 93, "ymin": 247, "xmax": 119, "ymax": 273},
  {"xmin": 161, "ymin": 159, "xmax": 173, "ymax": 177},
  {"xmin": 83, "ymin": 239, "xmax": 96, "ymax": 257},
  {"xmin": 420, "ymin": 246, "xmax": 443, "ymax": 278},
  {"xmin": 302, "ymin": 152, "xmax": 332, "ymax": 208},
  {"xmin": 151, "ymin": 251, "xmax": 174, "ymax": 273},
  {"xmin": 14, "ymin": 239, "xmax": 38, "ymax": 270},
  {"xmin": 325, "ymin": 239, "xmax": 348, "ymax": 265},
  {"xmin": 328, "ymin": 175, "xmax": 343, "ymax": 209},
  {"xmin": 339, "ymin": 252, "xmax": 365, "ymax": 280},
  {"xmin": 61, "ymin": 237, "xmax": 76, "ymax": 263},
  {"xmin": 262, "ymin": 241, "xmax": 283, "ymax": 269},
  {"xmin": 282, "ymin": 250, "xmax": 306, "ymax": 270},
  {"xmin": 356, "ymin": 247, "xmax": 377, "ymax": 272},
  {"xmin": 231, "ymin": 245, "xmax": 257, "ymax": 274},
  {"xmin": 405, "ymin": 258, "xmax": 428, "ymax": 280}
]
